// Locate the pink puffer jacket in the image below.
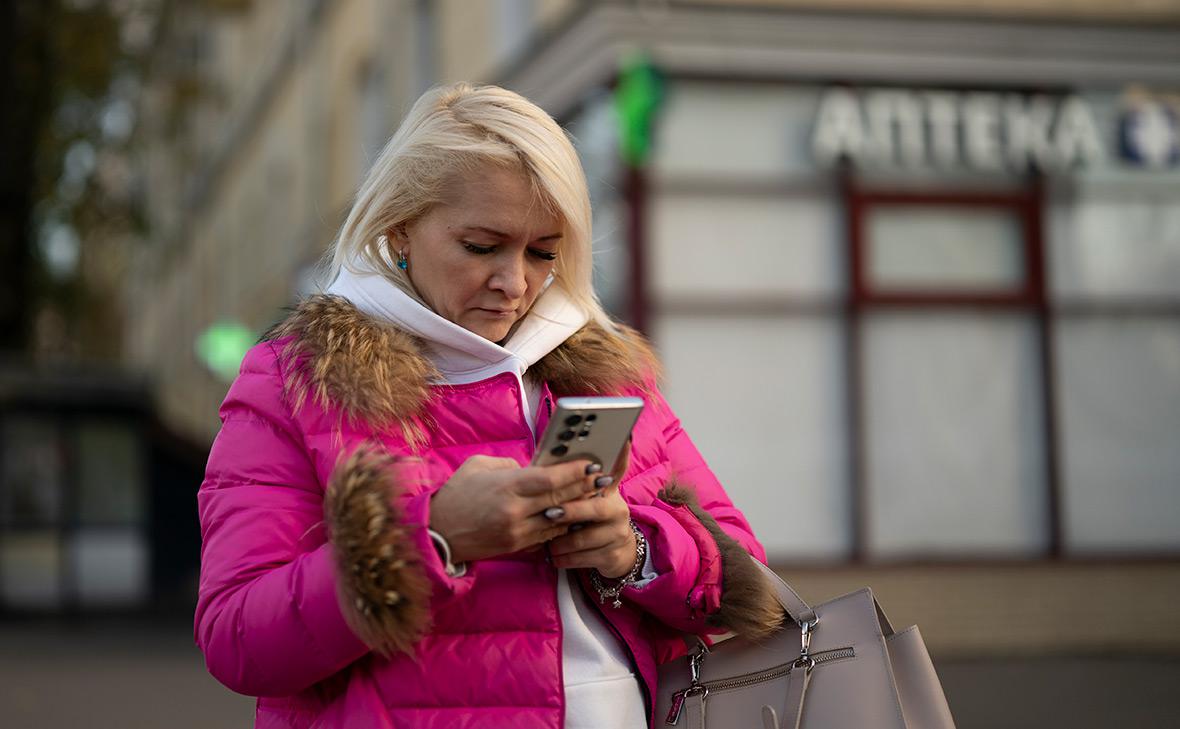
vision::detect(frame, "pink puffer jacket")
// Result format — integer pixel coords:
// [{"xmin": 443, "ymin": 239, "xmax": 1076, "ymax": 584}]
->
[{"xmin": 195, "ymin": 296, "xmax": 778, "ymax": 729}]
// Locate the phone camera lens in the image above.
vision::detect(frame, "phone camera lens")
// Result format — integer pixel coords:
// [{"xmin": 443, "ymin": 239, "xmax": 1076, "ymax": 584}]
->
[
  {"xmin": 584, "ymin": 414, "xmax": 598, "ymax": 422},
  {"xmin": 551, "ymin": 444, "xmax": 569, "ymax": 456},
  {"xmin": 578, "ymin": 430, "xmax": 592, "ymax": 440},
  {"xmin": 558, "ymin": 430, "xmax": 575, "ymax": 441},
  {"xmin": 564, "ymin": 414, "xmax": 583, "ymax": 426}
]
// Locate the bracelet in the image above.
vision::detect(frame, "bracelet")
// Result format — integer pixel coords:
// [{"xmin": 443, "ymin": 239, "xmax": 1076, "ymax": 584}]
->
[
  {"xmin": 589, "ymin": 520, "xmax": 647, "ymax": 608},
  {"xmin": 426, "ymin": 528, "xmax": 468, "ymax": 578}
]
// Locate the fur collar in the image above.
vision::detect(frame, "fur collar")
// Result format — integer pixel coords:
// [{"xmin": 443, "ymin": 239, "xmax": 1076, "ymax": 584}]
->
[{"xmin": 263, "ymin": 294, "xmax": 659, "ymax": 428}]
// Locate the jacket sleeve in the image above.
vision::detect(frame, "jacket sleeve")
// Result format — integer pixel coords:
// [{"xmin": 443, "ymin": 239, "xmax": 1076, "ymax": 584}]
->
[
  {"xmin": 195, "ymin": 343, "xmax": 373, "ymax": 697},
  {"xmin": 622, "ymin": 387, "xmax": 783, "ymax": 641}
]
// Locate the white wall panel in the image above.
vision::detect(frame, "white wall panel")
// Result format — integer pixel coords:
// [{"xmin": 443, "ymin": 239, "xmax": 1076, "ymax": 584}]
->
[
  {"xmin": 864, "ymin": 312, "xmax": 1047, "ymax": 556},
  {"xmin": 1057, "ymin": 317, "xmax": 1180, "ymax": 552},
  {"xmin": 653, "ymin": 84, "xmax": 823, "ymax": 179},
  {"xmin": 656, "ymin": 314, "xmax": 850, "ymax": 560}
]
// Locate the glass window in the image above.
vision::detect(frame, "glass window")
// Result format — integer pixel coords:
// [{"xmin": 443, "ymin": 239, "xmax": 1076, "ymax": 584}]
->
[
  {"xmin": 0, "ymin": 532, "xmax": 63, "ymax": 609},
  {"xmin": 1049, "ymin": 197, "xmax": 1180, "ymax": 300},
  {"xmin": 356, "ymin": 61, "xmax": 387, "ymax": 182},
  {"xmin": 568, "ymin": 89, "xmax": 630, "ymax": 318},
  {"xmin": 651, "ymin": 193, "xmax": 844, "ymax": 300},
  {"xmin": 76, "ymin": 420, "xmax": 145, "ymax": 525},
  {"xmin": 866, "ymin": 205, "xmax": 1025, "ymax": 292},
  {"xmin": 1, "ymin": 417, "xmax": 65, "ymax": 528},
  {"xmin": 863, "ymin": 312, "xmax": 1048, "ymax": 557},
  {"xmin": 494, "ymin": 0, "xmax": 535, "ymax": 66},
  {"xmin": 1056, "ymin": 317, "xmax": 1180, "ymax": 552},
  {"xmin": 71, "ymin": 529, "xmax": 149, "ymax": 607},
  {"xmin": 656, "ymin": 314, "xmax": 851, "ymax": 560}
]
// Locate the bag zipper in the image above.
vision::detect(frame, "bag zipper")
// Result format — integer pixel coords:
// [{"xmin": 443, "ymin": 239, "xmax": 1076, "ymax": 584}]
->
[{"xmin": 665, "ymin": 646, "xmax": 854, "ymax": 725}]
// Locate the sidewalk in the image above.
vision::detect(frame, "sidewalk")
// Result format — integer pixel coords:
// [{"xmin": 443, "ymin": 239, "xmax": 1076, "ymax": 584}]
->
[
  {"xmin": 0, "ymin": 618, "xmax": 253, "ymax": 729},
  {"xmin": 2, "ymin": 619, "xmax": 1178, "ymax": 728}
]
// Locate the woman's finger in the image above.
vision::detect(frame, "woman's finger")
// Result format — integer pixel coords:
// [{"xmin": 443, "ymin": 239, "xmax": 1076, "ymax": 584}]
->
[
  {"xmin": 519, "ymin": 466, "xmax": 608, "ymax": 510},
  {"xmin": 515, "ymin": 460, "xmax": 593, "ymax": 495},
  {"xmin": 550, "ymin": 540, "xmax": 632, "ymax": 572},
  {"xmin": 548, "ymin": 494, "xmax": 616, "ymax": 525},
  {"xmin": 548, "ymin": 521, "xmax": 627, "ymax": 557},
  {"xmin": 518, "ymin": 512, "xmax": 573, "ymax": 547}
]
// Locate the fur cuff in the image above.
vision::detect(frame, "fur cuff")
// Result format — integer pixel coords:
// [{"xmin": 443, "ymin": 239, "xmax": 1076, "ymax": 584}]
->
[
  {"xmin": 657, "ymin": 484, "xmax": 786, "ymax": 641},
  {"xmin": 325, "ymin": 446, "xmax": 432, "ymax": 655}
]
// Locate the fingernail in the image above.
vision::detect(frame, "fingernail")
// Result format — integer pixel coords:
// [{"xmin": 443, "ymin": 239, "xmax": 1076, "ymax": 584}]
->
[
  {"xmin": 594, "ymin": 476, "xmax": 613, "ymax": 489},
  {"xmin": 544, "ymin": 506, "xmax": 565, "ymax": 520},
  {"xmin": 585, "ymin": 463, "xmax": 602, "ymax": 475}
]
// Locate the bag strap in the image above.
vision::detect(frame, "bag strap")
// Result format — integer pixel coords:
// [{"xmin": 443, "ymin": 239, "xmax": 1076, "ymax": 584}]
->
[
  {"xmin": 783, "ymin": 666, "xmax": 812, "ymax": 729},
  {"xmin": 751, "ymin": 559, "xmax": 817, "ymax": 626},
  {"xmin": 760, "ymin": 667, "xmax": 812, "ymax": 729}
]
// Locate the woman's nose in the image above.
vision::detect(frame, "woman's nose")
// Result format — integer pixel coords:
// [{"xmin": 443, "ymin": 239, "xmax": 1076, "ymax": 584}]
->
[{"xmin": 489, "ymin": 254, "xmax": 527, "ymax": 299}]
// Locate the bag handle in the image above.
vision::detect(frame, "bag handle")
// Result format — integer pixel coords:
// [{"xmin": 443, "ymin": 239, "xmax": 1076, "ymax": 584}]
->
[
  {"xmin": 675, "ymin": 558, "xmax": 818, "ymax": 655},
  {"xmin": 751, "ymin": 558, "xmax": 817, "ymax": 627},
  {"xmin": 754, "ymin": 559, "xmax": 896, "ymax": 636}
]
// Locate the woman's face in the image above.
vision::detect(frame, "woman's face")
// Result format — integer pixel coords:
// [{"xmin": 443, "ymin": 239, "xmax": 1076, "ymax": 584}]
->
[{"xmin": 398, "ymin": 166, "xmax": 562, "ymax": 342}]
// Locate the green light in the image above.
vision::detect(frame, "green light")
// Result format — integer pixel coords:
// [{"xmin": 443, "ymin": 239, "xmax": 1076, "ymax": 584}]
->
[
  {"xmin": 613, "ymin": 52, "xmax": 664, "ymax": 167},
  {"xmin": 196, "ymin": 321, "xmax": 255, "ymax": 382}
]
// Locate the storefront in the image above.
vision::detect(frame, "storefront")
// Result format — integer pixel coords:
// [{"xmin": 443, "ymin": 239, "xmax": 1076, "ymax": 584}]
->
[
  {"xmin": 0, "ymin": 371, "xmax": 206, "ymax": 614},
  {"xmin": 507, "ymin": 3, "xmax": 1180, "ymax": 566}
]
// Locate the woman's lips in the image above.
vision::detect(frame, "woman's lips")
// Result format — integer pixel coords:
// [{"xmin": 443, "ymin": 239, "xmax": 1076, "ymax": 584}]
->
[{"xmin": 477, "ymin": 307, "xmax": 515, "ymax": 317}]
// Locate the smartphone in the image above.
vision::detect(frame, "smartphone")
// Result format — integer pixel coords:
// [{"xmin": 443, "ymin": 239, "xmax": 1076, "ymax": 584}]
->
[{"xmin": 532, "ymin": 396, "xmax": 644, "ymax": 474}]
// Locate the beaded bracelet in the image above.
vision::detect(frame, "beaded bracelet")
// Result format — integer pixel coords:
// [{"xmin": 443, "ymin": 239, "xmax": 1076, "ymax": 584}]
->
[{"xmin": 589, "ymin": 519, "xmax": 647, "ymax": 608}]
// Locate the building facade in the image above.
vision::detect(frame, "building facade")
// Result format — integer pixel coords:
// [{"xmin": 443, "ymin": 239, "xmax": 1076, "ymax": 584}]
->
[{"xmin": 121, "ymin": 1, "xmax": 1180, "ymax": 723}]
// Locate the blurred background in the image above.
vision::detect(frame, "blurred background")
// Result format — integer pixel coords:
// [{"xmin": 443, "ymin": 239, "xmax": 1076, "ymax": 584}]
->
[{"xmin": 2, "ymin": 0, "xmax": 1179, "ymax": 727}]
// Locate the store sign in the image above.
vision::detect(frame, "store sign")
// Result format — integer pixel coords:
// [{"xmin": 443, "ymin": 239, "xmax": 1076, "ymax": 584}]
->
[
  {"xmin": 812, "ymin": 88, "xmax": 1103, "ymax": 172},
  {"xmin": 1118, "ymin": 93, "xmax": 1180, "ymax": 169}
]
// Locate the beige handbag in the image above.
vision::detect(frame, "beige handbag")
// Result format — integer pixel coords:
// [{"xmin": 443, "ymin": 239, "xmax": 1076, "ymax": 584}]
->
[{"xmin": 655, "ymin": 560, "xmax": 957, "ymax": 729}]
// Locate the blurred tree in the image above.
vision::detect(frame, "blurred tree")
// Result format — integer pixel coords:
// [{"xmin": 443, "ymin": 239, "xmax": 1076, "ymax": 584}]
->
[
  {"xmin": 0, "ymin": 0, "xmax": 158, "ymax": 362},
  {"xmin": 0, "ymin": 0, "xmax": 53, "ymax": 353}
]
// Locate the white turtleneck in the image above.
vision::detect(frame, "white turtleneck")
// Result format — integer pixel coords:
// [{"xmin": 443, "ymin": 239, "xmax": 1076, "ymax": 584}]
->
[{"xmin": 326, "ymin": 265, "xmax": 651, "ymax": 729}]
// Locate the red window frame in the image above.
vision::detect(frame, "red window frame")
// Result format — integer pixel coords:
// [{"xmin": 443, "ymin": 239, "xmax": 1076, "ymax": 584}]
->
[
  {"xmin": 843, "ymin": 174, "xmax": 1063, "ymax": 561},
  {"xmin": 848, "ymin": 185, "xmax": 1046, "ymax": 308}
]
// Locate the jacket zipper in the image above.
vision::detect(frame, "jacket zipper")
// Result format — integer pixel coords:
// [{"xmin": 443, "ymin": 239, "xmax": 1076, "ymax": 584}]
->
[{"xmin": 664, "ymin": 646, "xmax": 855, "ymax": 725}]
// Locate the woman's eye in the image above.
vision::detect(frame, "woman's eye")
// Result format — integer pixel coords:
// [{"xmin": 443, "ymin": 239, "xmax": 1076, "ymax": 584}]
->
[
  {"xmin": 529, "ymin": 249, "xmax": 558, "ymax": 262},
  {"xmin": 462, "ymin": 242, "xmax": 495, "ymax": 255}
]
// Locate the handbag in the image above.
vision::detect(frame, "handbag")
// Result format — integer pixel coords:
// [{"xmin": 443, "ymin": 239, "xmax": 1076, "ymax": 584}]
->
[{"xmin": 655, "ymin": 559, "xmax": 957, "ymax": 729}]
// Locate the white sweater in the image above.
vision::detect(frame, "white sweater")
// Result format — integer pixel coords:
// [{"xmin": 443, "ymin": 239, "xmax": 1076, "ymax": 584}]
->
[{"xmin": 327, "ymin": 267, "xmax": 651, "ymax": 728}]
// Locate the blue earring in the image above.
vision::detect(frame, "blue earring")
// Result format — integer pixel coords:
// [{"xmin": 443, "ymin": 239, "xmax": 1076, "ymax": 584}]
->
[{"xmin": 396, "ymin": 249, "xmax": 408, "ymax": 271}]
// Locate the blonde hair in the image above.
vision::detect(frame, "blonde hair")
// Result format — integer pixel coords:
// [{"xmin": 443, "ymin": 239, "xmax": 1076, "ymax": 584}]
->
[{"xmin": 324, "ymin": 82, "xmax": 612, "ymax": 330}]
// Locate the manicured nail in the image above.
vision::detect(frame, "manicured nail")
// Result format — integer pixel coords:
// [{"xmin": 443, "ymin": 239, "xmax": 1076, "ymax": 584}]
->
[
  {"xmin": 594, "ymin": 476, "xmax": 613, "ymax": 489},
  {"xmin": 585, "ymin": 463, "xmax": 603, "ymax": 475},
  {"xmin": 544, "ymin": 506, "xmax": 565, "ymax": 520}
]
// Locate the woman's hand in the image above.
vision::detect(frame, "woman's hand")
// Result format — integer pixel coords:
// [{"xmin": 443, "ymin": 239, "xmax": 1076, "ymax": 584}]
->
[
  {"xmin": 546, "ymin": 485, "xmax": 638, "ymax": 578},
  {"xmin": 429, "ymin": 455, "xmax": 603, "ymax": 564}
]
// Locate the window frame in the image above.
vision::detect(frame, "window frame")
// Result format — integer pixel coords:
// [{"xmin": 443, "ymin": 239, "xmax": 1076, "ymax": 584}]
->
[{"xmin": 844, "ymin": 174, "xmax": 1065, "ymax": 561}]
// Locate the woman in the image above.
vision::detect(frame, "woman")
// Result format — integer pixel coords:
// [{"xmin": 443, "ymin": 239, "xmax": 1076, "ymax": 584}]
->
[{"xmin": 195, "ymin": 82, "xmax": 782, "ymax": 729}]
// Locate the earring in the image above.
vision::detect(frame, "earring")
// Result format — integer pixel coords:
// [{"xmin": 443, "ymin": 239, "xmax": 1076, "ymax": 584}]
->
[{"xmin": 396, "ymin": 249, "xmax": 408, "ymax": 271}]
